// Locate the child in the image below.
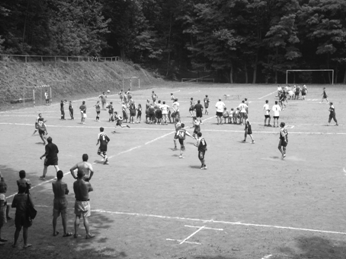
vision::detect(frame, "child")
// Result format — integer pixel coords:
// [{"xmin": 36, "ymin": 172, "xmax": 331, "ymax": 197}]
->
[
  {"xmin": 173, "ymin": 118, "xmax": 181, "ymax": 150},
  {"xmin": 69, "ymin": 101, "xmax": 74, "ymax": 120},
  {"xmin": 222, "ymin": 107, "xmax": 229, "ymax": 124},
  {"xmin": 79, "ymin": 101, "xmax": 87, "ymax": 124},
  {"xmin": 129, "ymin": 102, "xmax": 136, "ymax": 123},
  {"xmin": 107, "ymin": 102, "xmax": 114, "ymax": 122},
  {"xmin": 189, "ymin": 98, "xmax": 194, "ymax": 116},
  {"xmin": 234, "ymin": 108, "xmax": 240, "ymax": 124},
  {"xmin": 176, "ymin": 123, "xmax": 195, "ymax": 159},
  {"xmin": 60, "ymin": 100, "xmax": 66, "ymax": 120},
  {"xmin": 196, "ymin": 132, "xmax": 207, "ymax": 170},
  {"xmin": 0, "ymin": 171, "xmax": 11, "ymax": 224},
  {"xmin": 242, "ymin": 120, "xmax": 255, "ymax": 144},
  {"xmin": 17, "ymin": 170, "xmax": 31, "ymax": 194},
  {"xmin": 136, "ymin": 104, "xmax": 142, "ymax": 123},
  {"xmin": 191, "ymin": 116, "xmax": 202, "ymax": 142},
  {"xmin": 112, "ymin": 112, "xmax": 130, "ymax": 133},
  {"xmin": 322, "ymin": 87, "xmax": 328, "ymax": 102},
  {"xmin": 122, "ymin": 103, "xmax": 128, "ymax": 123},
  {"xmin": 95, "ymin": 101, "xmax": 101, "ymax": 122},
  {"xmin": 229, "ymin": 108, "xmax": 235, "ymax": 124}
]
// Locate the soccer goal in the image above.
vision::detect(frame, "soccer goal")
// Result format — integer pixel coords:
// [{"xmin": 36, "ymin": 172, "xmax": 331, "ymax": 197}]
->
[
  {"xmin": 33, "ymin": 85, "xmax": 52, "ymax": 106},
  {"xmin": 122, "ymin": 76, "xmax": 140, "ymax": 92},
  {"xmin": 286, "ymin": 69, "xmax": 334, "ymax": 85}
]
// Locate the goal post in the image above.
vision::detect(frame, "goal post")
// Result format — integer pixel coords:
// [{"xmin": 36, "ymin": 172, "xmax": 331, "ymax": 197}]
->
[
  {"xmin": 122, "ymin": 76, "xmax": 140, "ymax": 92},
  {"xmin": 286, "ymin": 69, "xmax": 334, "ymax": 85},
  {"xmin": 33, "ymin": 84, "xmax": 52, "ymax": 106}
]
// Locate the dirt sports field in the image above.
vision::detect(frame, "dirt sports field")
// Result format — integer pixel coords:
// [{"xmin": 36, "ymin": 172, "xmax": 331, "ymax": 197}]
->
[{"xmin": 0, "ymin": 83, "xmax": 345, "ymax": 259}]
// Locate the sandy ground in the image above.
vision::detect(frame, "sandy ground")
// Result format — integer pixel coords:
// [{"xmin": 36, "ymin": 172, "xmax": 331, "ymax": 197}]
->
[{"xmin": 0, "ymin": 84, "xmax": 345, "ymax": 258}]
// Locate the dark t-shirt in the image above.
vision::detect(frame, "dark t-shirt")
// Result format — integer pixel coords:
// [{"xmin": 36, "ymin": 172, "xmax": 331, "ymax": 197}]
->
[
  {"xmin": 194, "ymin": 103, "xmax": 203, "ymax": 114},
  {"xmin": 12, "ymin": 193, "xmax": 29, "ymax": 215},
  {"xmin": 45, "ymin": 143, "xmax": 59, "ymax": 160}
]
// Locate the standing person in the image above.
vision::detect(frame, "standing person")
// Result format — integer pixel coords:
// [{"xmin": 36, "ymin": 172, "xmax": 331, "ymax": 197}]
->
[
  {"xmin": 161, "ymin": 101, "xmax": 170, "ymax": 125},
  {"xmin": 263, "ymin": 100, "xmax": 271, "ymax": 126},
  {"xmin": 196, "ymin": 132, "xmax": 207, "ymax": 170},
  {"xmin": 238, "ymin": 100, "xmax": 248, "ymax": 125},
  {"xmin": 189, "ymin": 98, "xmax": 195, "ymax": 116},
  {"xmin": 136, "ymin": 104, "xmax": 142, "ymax": 123},
  {"xmin": 129, "ymin": 102, "xmax": 136, "ymax": 124},
  {"xmin": 170, "ymin": 93, "xmax": 175, "ymax": 102},
  {"xmin": 0, "ymin": 172, "xmax": 9, "ymax": 245},
  {"xmin": 215, "ymin": 98, "xmax": 226, "ymax": 125},
  {"xmin": 60, "ymin": 100, "xmax": 66, "ymax": 120},
  {"xmin": 70, "ymin": 154, "xmax": 94, "ymax": 182},
  {"xmin": 118, "ymin": 90, "xmax": 124, "ymax": 102},
  {"xmin": 52, "ymin": 170, "xmax": 72, "ymax": 237},
  {"xmin": 0, "ymin": 171, "xmax": 11, "ymax": 220},
  {"xmin": 203, "ymin": 95, "xmax": 210, "ymax": 115},
  {"xmin": 172, "ymin": 98, "xmax": 180, "ymax": 121},
  {"xmin": 17, "ymin": 170, "xmax": 31, "ymax": 194},
  {"xmin": 73, "ymin": 170, "xmax": 94, "ymax": 239},
  {"xmin": 96, "ymin": 127, "xmax": 110, "ymax": 165},
  {"xmin": 99, "ymin": 92, "xmax": 107, "ymax": 110},
  {"xmin": 79, "ymin": 101, "xmax": 87, "ymax": 124},
  {"xmin": 94, "ymin": 101, "xmax": 101, "ymax": 122},
  {"xmin": 107, "ymin": 102, "xmax": 114, "ymax": 122},
  {"xmin": 194, "ymin": 100, "xmax": 204, "ymax": 121},
  {"xmin": 244, "ymin": 98, "xmax": 249, "ymax": 114},
  {"xmin": 328, "ymin": 102, "xmax": 338, "ymax": 126},
  {"xmin": 242, "ymin": 120, "xmax": 255, "ymax": 144},
  {"xmin": 301, "ymin": 85, "xmax": 308, "ymax": 100},
  {"xmin": 176, "ymin": 123, "xmax": 195, "ymax": 159},
  {"xmin": 69, "ymin": 101, "xmax": 74, "ymax": 120},
  {"xmin": 44, "ymin": 91, "xmax": 50, "ymax": 105},
  {"xmin": 151, "ymin": 91, "xmax": 158, "ymax": 103},
  {"xmin": 222, "ymin": 107, "xmax": 229, "ymax": 124},
  {"xmin": 39, "ymin": 137, "xmax": 60, "ymax": 180},
  {"xmin": 278, "ymin": 122, "xmax": 288, "ymax": 159},
  {"xmin": 122, "ymin": 102, "xmax": 129, "ymax": 123},
  {"xmin": 11, "ymin": 185, "xmax": 35, "ymax": 248},
  {"xmin": 295, "ymin": 85, "xmax": 300, "ymax": 100},
  {"xmin": 272, "ymin": 101, "xmax": 281, "ymax": 128},
  {"xmin": 321, "ymin": 87, "xmax": 329, "ymax": 102}
]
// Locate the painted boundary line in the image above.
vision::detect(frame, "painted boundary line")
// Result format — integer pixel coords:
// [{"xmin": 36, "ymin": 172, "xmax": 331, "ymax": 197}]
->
[
  {"xmin": 258, "ymin": 91, "xmax": 277, "ymax": 99},
  {"xmin": 91, "ymin": 209, "xmax": 345, "ymax": 235},
  {"xmin": 0, "ymin": 122, "xmax": 345, "ymax": 135}
]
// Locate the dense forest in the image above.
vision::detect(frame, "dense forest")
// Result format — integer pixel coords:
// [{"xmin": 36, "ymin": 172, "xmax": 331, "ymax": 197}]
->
[{"xmin": 0, "ymin": 0, "xmax": 345, "ymax": 83}]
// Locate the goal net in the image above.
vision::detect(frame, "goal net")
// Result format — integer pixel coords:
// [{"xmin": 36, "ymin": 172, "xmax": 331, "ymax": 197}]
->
[
  {"xmin": 286, "ymin": 69, "xmax": 334, "ymax": 85},
  {"xmin": 33, "ymin": 85, "xmax": 52, "ymax": 106},
  {"xmin": 122, "ymin": 77, "xmax": 140, "ymax": 92}
]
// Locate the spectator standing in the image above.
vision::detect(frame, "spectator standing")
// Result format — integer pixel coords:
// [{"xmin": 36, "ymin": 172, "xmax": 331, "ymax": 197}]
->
[
  {"xmin": 17, "ymin": 170, "xmax": 31, "ymax": 194},
  {"xmin": 39, "ymin": 137, "xmax": 60, "ymax": 180},
  {"xmin": 215, "ymin": 99, "xmax": 226, "ymax": 125},
  {"xmin": 0, "ymin": 171, "xmax": 9, "ymax": 245},
  {"xmin": 70, "ymin": 154, "xmax": 94, "ymax": 182}
]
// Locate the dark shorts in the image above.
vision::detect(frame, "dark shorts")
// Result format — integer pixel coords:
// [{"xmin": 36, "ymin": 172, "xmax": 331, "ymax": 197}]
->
[
  {"xmin": 189, "ymin": 106, "xmax": 194, "ymax": 111},
  {"xmin": 204, "ymin": 104, "xmax": 209, "ymax": 108},
  {"xmin": 216, "ymin": 112, "xmax": 223, "ymax": 117},
  {"xmin": 53, "ymin": 198, "xmax": 68, "ymax": 216},
  {"xmin": 98, "ymin": 145, "xmax": 107, "ymax": 152},
  {"xmin": 193, "ymin": 129, "xmax": 200, "ymax": 135},
  {"xmin": 97, "ymin": 111, "xmax": 100, "ymax": 115},
  {"xmin": 279, "ymin": 140, "xmax": 288, "ymax": 147},
  {"xmin": 196, "ymin": 111, "xmax": 202, "ymax": 118},
  {"xmin": 198, "ymin": 150, "xmax": 206, "ymax": 160},
  {"xmin": 302, "ymin": 92, "xmax": 306, "ymax": 96},
  {"xmin": 15, "ymin": 213, "xmax": 30, "ymax": 228},
  {"xmin": 39, "ymin": 129, "xmax": 45, "ymax": 135},
  {"xmin": 246, "ymin": 130, "xmax": 252, "ymax": 135},
  {"xmin": 179, "ymin": 139, "xmax": 185, "ymax": 150},
  {"xmin": 264, "ymin": 115, "xmax": 270, "ymax": 118},
  {"xmin": 130, "ymin": 111, "xmax": 136, "ymax": 117},
  {"xmin": 273, "ymin": 116, "xmax": 279, "ymax": 119},
  {"xmin": 240, "ymin": 112, "xmax": 247, "ymax": 118},
  {"xmin": 45, "ymin": 158, "xmax": 58, "ymax": 166}
]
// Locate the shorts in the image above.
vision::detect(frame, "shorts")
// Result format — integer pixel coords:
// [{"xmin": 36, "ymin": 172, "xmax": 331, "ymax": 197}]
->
[
  {"xmin": 189, "ymin": 106, "xmax": 194, "ymax": 111},
  {"xmin": 98, "ymin": 147, "xmax": 107, "ymax": 155},
  {"xmin": 216, "ymin": 112, "xmax": 223, "ymax": 117},
  {"xmin": 96, "ymin": 111, "xmax": 100, "ymax": 115},
  {"xmin": 240, "ymin": 112, "xmax": 247, "ymax": 118},
  {"xmin": 39, "ymin": 129, "xmax": 45, "ymax": 135},
  {"xmin": 53, "ymin": 198, "xmax": 68, "ymax": 216},
  {"xmin": 74, "ymin": 201, "xmax": 91, "ymax": 218},
  {"xmin": 15, "ymin": 213, "xmax": 31, "ymax": 228},
  {"xmin": 196, "ymin": 111, "xmax": 202, "ymax": 118},
  {"xmin": 246, "ymin": 130, "xmax": 252, "ymax": 135},
  {"xmin": 179, "ymin": 139, "xmax": 185, "ymax": 151},
  {"xmin": 130, "ymin": 111, "xmax": 136, "ymax": 117},
  {"xmin": 302, "ymin": 92, "xmax": 306, "ymax": 96},
  {"xmin": 193, "ymin": 129, "xmax": 200, "ymax": 135},
  {"xmin": 279, "ymin": 140, "xmax": 288, "ymax": 147},
  {"xmin": 0, "ymin": 209, "xmax": 4, "ymax": 227},
  {"xmin": 44, "ymin": 158, "xmax": 58, "ymax": 167},
  {"xmin": 273, "ymin": 116, "xmax": 279, "ymax": 119},
  {"xmin": 116, "ymin": 120, "xmax": 123, "ymax": 126},
  {"xmin": 35, "ymin": 122, "xmax": 39, "ymax": 129},
  {"xmin": 204, "ymin": 104, "xmax": 209, "ymax": 109},
  {"xmin": 264, "ymin": 115, "xmax": 270, "ymax": 118}
]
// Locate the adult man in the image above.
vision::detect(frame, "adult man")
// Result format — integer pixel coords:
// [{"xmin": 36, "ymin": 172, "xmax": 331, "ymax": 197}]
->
[
  {"xmin": 172, "ymin": 98, "xmax": 180, "ymax": 121},
  {"xmin": 96, "ymin": 127, "xmax": 110, "ymax": 165},
  {"xmin": 196, "ymin": 132, "xmax": 207, "ymax": 170},
  {"xmin": 39, "ymin": 137, "xmax": 60, "ymax": 180},
  {"xmin": 0, "ymin": 171, "xmax": 9, "ymax": 245},
  {"xmin": 272, "ymin": 101, "xmax": 281, "ymax": 128},
  {"xmin": 161, "ymin": 101, "xmax": 170, "ymax": 125},
  {"xmin": 12, "ymin": 185, "xmax": 35, "ymax": 248},
  {"xmin": 215, "ymin": 99, "xmax": 226, "ymax": 125},
  {"xmin": 79, "ymin": 101, "xmax": 87, "ymax": 124},
  {"xmin": 70, "ymin": 154, "xmax": 94, "ymax": 181},
  {"xmin": 238, "ymin": 100, "xmax": 248, "ymax": 125},
  {"xmin": 52, "ymin": 170, "xmax": 72, "ymax": 237},
  {"xmin": 44, "ymin": 91, "xmax": 49, "ymax": 105},
  {"xmin": 73, "ymin": 170, "xmax": 94, "ymax": 239},
  {"xmin": 194, "ymin": 100, "xmax": 204, "ymax": 120},
  {"xmin": 278, "ymin": 122, "xmax": 288, "ymax": 159},
  {"xmin": 69, "ymin": 101, "xmax": 74, "ymax": 120},
  {"xmin": 99, "ymin": 92, "xmax": 107, "ymax": 110},
  {"xmin": 203, "ymin": 95, "xmax": 210, "ymax": 115},
  {"xmin": 328, "ymin": 102, "xmax": 338, "ymax": 126},
  {"xmin": 263, "ymin": 100, "xmax": 271, "ymax": 126}
]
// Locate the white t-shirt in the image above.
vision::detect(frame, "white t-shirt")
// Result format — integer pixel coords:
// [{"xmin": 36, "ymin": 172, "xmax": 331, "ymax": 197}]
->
[
  {"xmin": 215, "ymin": 101, "xmax": 226, "ymax": 112},
  {"xmin": 263, "ymin": 104, "xmax": 270, "ymax": 115},
  {"xmin": 238, "ymin": 103, "xmax": 248, "ymax": 113},
  {"xmin": 161, "ymin": 104, "xmax": 169, "ymax": 114},
  {"xmin": 172, "ymin": 102, "xmax": 179, "ymax": 112},
  {"xmin": 272, "ymin": 105, "xmax": 281, "ymax": 116}
]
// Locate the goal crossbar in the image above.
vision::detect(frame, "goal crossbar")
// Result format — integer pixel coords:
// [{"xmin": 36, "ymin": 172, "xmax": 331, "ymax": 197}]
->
[{"xmin": 286, "ymin": 69, "xmax": 334, "ymax": 84}]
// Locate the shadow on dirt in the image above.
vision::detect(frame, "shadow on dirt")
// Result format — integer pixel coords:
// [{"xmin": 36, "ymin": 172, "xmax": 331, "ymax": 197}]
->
[
  {"xmin": 276, "ymin": 235, "xmax": 346, "ymax": 259},
  {"xmin": 0, "ymin": 165, "xmax": 127, "ymax": 259}
]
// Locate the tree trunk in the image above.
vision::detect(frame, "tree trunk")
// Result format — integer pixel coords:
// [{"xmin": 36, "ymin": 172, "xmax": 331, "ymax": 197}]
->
[
  {"xmin": 244, "ymin": 64, "xmax": 248, "ymax": 84},
  {"xmin": 275, "ymin": 47, "xmax": 278, "ymax": 84},
  {"xmin": 166, "ymin": 15, "xmax": 173, "ymax": 77},
  {"xmin": 229, "ymin": 63, "xmax": 234, "ymax": 84},
  {"xmin": 252, "ymin": 54, "xmax": 258, "ymax": 84}
]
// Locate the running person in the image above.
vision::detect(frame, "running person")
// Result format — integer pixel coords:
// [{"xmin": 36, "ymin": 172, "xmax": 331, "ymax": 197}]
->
[
  {"xmin": 173, "ymin": 118, "xmax": 182, "ymax": 150},
  {"xmin": 94, "ymin": 101, "xmax": 101, "ymax": 122},
  {"xmin": 242, "ymin": 119, "xmax": 255, "ymax": 144},
  {"xmin": 96, "ymin": 127, "xmax": 110, "ymax": 165},
  {"xmin": 111, "ymin": 112, "xmax": 130, "ymax": 133},
  {"xmin": 176, "ymin": 123, "xmax": 195, "ymax": 159},
  {"xmin": 203, "ymin": 95, "xmax": 210, "ymax": 115},
  {"xmin": 191, "ymin": 116, "xmax": 202, "ymax": 145},
  {"xmin": 278, "ymin": 122, "xmax": 288, "ymax": 159},
  {"xmin": 321, "ymin": 87, "xmax": 329, "ymax": 102},
  {"xmin": 194, "ymin": 100, "xmax": 204, "ymax": 121},
  {"xmin": 196, "ymin": 132, "xmax": 207, "ymax": 170},
  {"xmin": 37, "ymin": 115, "xmax": 48, "ymax": 145},
  {"xmin": 328, "ymin": 102, "xmax": 338, "ymax": 126}
]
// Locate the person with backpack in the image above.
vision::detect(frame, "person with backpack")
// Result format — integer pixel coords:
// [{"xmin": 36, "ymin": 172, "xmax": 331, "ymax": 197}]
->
[
  {"xmin": 196, "ymin": 132, "xmax": 207, "ymax": 170},
  {"xmin": 175, "ymin": 123, "xmax": 195, "ymax": 159}
]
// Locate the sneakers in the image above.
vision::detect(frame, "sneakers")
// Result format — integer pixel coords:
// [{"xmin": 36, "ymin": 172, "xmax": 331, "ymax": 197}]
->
[
  {"xmin": 252, "ymin": 140, "xmax": 255, "ymax": 144},
  {"xmin": 282, "ymin": 154, "xmax": 286, "ymax": 159},
  {"xmin": 242, "ymin": 140, "xmax": 246, "ymax": 143},
  {"xmin": 104, "ymin": 159, "xmax": 109, "ymax": 165},
  {"xmin": 179, "ymin": 155, "xmax": 183, "ymax": 159},
  {"xmin": 39, "ymin": 176, "xmax": 46, "ymax": 180}
]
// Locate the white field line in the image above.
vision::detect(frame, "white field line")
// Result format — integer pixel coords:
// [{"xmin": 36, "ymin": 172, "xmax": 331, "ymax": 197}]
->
[
  {"xmin": 179, "ymin": 225, "xmax": 205, "ymax": 244},
  {"xmin": 185, "ymin": 225, "xmax": 223, "ymax": 231},
  {"xmin": 166, "ymin": 238, "xmax": 201, "ymax": 245},
  {"xmin": 258, "ymin": 91, "xmax": 277, "ymax": 100},
  {"xmin": 0, "ymin": 122, "xmax": 345, "ymax": 135},
  {"xmin": 91, "ymin": 209, "xmax": 346, "ymax": 235}
]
